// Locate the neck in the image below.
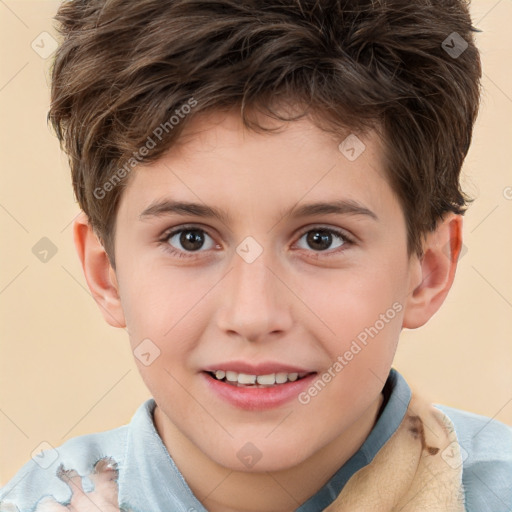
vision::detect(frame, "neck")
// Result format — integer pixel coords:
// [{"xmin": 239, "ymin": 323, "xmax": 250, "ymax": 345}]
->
[{"xmin": 154, "ymin": 393, "xmax": 383, "ymax": 512}]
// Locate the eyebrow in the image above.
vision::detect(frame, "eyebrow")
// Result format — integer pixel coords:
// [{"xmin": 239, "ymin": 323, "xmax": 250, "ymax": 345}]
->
[
  {"xmin": 139, "ymin": 199, "xmax": 378, "ymax": 223},
  {"xmin": 286, "ymin": 200, "xmax": 378, "ymax": 221},
  {"xmin": 139, "ymin": 200, "xmax": 233, "ymax": 224}
]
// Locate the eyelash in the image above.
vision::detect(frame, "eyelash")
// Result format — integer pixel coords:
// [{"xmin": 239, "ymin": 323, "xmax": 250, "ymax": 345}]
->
[{"xmin": 158, "ymin": 224, "xmax": 355, "ymax": 260}]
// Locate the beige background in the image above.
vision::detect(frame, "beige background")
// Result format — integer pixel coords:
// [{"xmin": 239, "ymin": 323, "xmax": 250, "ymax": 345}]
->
[{"xmin": 1, "ymin": 0, "xmax": 511, "ymax": 485}]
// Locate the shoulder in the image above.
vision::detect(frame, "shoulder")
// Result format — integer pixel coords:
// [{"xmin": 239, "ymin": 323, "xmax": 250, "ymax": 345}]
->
[
  {"xmin": 435, "ymin": 404, "xmax": 512, "ymax": 512},
  {"xmin": 0, "ymin": 418, "xmax": 131, "ymax": 511}
]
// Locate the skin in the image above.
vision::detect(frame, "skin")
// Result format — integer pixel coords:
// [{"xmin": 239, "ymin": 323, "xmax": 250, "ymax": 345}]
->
[{"xmin": 74, "ymin": 110, "xmax": 462, "ymax": 512}]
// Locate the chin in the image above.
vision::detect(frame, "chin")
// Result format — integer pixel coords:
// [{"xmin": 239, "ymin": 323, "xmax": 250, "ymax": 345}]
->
[{"xmin": 204, "ymin": 437, "xmax": 314, "ymax": 473}]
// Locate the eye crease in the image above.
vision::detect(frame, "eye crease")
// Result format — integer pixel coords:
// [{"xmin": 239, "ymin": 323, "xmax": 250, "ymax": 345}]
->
[
  {"xmin": 295, "ymin": 228, "xmax": 352, "ymax": 252},
  {"xmin": 158, "ymin": 225, "xmax": 354, "ymax": 259},
  {"xmin": 164, "ymin": 227, "xmax": 216, "ymax": 253}
]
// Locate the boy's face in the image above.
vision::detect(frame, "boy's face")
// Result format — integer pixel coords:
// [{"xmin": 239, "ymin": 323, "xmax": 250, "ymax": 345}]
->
[{"xmin": 109, "ymin": 111, "xmax": 421, "ymax": 471}]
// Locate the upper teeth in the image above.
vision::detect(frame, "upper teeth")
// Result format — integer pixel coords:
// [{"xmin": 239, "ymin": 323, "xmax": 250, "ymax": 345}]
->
[{"xmin": 214, "ymin": 370, "xmax": 300, "ymax": 385}]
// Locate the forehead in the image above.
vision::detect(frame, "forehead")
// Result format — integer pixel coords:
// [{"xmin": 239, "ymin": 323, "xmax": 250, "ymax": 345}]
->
[{"xmin": 118, "ymin": 110, "xmax": 398, "ymax": 224}]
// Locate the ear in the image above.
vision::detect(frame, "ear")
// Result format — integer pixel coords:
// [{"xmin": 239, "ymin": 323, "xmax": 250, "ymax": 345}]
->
[
  {"xmin": 402, "ymin": 213, "xmax": 463, "ymax": 329},
  {"xmin": 73, "ymin": 212, "xmax": 126, "ymax": 328}
]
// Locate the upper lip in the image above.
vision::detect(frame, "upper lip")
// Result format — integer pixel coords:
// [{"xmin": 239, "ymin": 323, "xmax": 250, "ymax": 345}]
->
[{"xmin": 202, "ymin": 361, "xmax": 315, "ymax": 375}]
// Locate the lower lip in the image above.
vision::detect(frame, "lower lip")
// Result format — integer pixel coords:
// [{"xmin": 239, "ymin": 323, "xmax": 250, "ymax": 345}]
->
[{"xmin": 202, "ymin": 372, "xmax": 317, "ymax": 411}]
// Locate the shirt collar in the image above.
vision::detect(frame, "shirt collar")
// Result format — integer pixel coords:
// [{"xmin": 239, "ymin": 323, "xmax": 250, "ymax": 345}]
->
[
  {"xmin": 297, "ymin": 368, "xmax": 412, "ymax": 510},
  {"xmin": 118, "ymin": 368, "xmax": 411, "ymax": 511}
]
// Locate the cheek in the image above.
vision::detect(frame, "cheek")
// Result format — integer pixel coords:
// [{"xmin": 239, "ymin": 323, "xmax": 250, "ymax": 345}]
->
[
  {"xmin": 297, "ymin": 276, "xmax": 403, "ymax": 416},
  {"xmin": 118, "ymin": 265, "xmax": 218, "ymax": 395},
  {"xmin": 300, "ymin": 264, "xmax": 406, "ymax": 342},
  {"xmin": 295, "ymin": 267, "xmax": 406, "ymax": 398},
  {"xmin": 118, "ymin": 260, "xmax": 213, "ymax": 340}
]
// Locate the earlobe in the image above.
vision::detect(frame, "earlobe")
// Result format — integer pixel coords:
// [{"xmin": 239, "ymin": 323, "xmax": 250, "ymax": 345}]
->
[
  {"xmin": 73, "ymin": 212, "xmax": 126, "ymax": 328},
  {"xmin": 402, "ymin": 214, "xmax": 463, "ymax": 329}
]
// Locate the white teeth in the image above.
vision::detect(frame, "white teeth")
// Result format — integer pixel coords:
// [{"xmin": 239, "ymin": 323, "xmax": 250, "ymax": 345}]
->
[
  {"xmin": 211, "ymin": 370, "xmax": 305, "ymax": 386},
  {"xmin": 256, "ymin": 373, "xmax": 276, "ymax": 385},
  {"xmin": 275, "ymin": 372, "xmax": 288, "ymax": 384},
  {"xmin": 226, "ymin": 371, "xmax": 238, "ymax": 382},
  {"xmin": 238, "ymin": 373, "xmax": 257, "ymax": 385}
]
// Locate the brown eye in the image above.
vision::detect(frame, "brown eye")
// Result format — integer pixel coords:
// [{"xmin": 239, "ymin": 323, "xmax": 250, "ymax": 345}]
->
[
  {"xmin": 306, "ymin": 230, "xmax": 337, "ymax": 251},
  {"xmin": 295, "ymin": 227, "xmax": 352, "ymax": 254},
  {"xmin": 165, "ymin": 228, "xmax": 215, "ymax": 253}
]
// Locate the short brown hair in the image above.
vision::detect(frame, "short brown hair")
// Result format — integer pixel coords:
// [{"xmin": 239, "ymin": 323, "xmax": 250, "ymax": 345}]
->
[{"xmin": 49, "ymin": 0, "xmax": 482, "ymax": 265}]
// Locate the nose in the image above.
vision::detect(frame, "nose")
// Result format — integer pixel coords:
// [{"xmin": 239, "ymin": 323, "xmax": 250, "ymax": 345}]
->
[{"xmin": 215, "ymin": 247, "xmax": 294, "ymax": 343}]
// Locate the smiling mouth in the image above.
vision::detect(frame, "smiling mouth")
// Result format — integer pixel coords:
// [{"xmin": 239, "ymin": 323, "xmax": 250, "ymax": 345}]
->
[{"xmin": 206, "ymin": 370, "xmax": 315, "ymax": 387}]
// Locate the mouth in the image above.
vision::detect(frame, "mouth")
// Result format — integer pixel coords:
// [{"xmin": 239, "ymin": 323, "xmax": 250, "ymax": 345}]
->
[
  {"xmin": 205, "ymin": 370, "xmax": 314, "ymax": 388},
  {"xmin": 201, "ymin": 365, "xmax": 318, "ymax": 410}
]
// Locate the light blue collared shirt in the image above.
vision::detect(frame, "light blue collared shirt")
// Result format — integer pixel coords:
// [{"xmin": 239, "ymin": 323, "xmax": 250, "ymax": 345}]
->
[{"xmin": 1, "ymin": 369, "xmax": 511, "ymax": 511}]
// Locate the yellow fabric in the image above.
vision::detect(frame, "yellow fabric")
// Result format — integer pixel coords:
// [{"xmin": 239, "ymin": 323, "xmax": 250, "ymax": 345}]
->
[{"xmin": 325, "ymin": 394, "xmax": 465, "ymax": 511}]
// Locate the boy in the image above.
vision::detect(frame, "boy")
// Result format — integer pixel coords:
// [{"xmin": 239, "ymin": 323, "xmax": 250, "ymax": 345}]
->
[{"xmin": 1, "ymin": 0, "xmax": 511, "ymax": 510}]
